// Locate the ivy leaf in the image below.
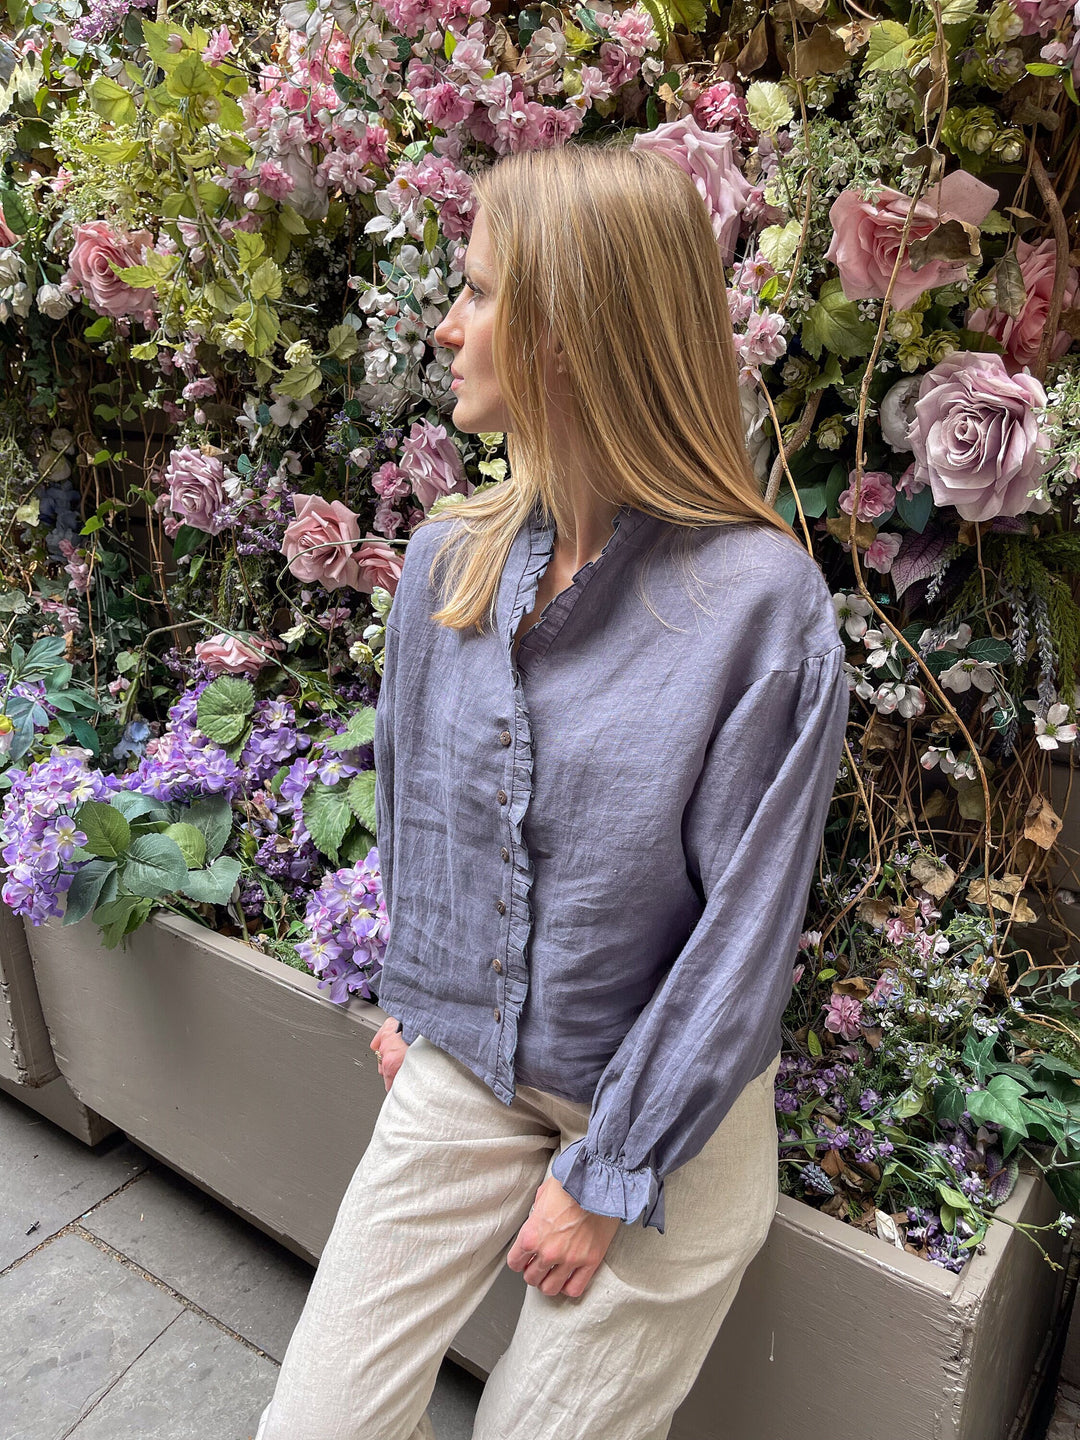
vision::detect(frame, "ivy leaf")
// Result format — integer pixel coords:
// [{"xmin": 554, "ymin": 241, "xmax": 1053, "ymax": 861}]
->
[
  {"xmin": 181, "ymin": 793, "xmax": 233, "ymax": 862},
  {"xmin": 801, "ymin": 279, "xmax": 877, "ymax": 360},
  {"xmin": 76, "ymin": 801, "xmax": 132, "ymax": 860},
  {"xmin": 346, "ymin": 771, "xmax": 378, "ymax": 832},
  {"xmin": 965, "ymin": 1077, "xmax": 1030, "ymax": 1140},
  {"xmin": 164, "ymin": 822, "xmax": 207, "ymax": 869},
  {"xmin": 63, "ymin": 859, "xmax": 118, "ymax": 926},
  {"xmin": 93, "ymin": 895, "xmax": 154, "ymax": 948},
  {"xmin": 121, "ymin": 834, "xmax": 189, "ymax": 898},
  {"xmin": 179, "ymin": 855, "xmax": 242, "ymax": 905},
  {"xmin": 303, "ymin": 782, "xmax": 354, "ymax": 860},
  {"xmin": 325, "ymin": 707, "xmax": 377, "ymax": 752},
  {"xmin": 196, "ymin": 675, "xmax": 255, "ymax": 746}
]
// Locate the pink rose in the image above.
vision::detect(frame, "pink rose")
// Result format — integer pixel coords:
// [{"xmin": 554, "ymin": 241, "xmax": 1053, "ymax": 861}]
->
[
  {"xmin": 825, "ymin": 171, "xmax": 999, "ymax": 310},
  {"xmin": 282, "ymin": 494, "xmax": 365, "ymax": 591},
  {"xmin": 0, "ymin": 204, "xmax": 17, "ymax": 248},
  {"xmin": 195, "ymin": 633, "xmax": 282, "ymax": 677},
  {"xmin": 967, "ymin": 239, "xmax": 1079, "ymax": 372},
  {"xmin": 822, "ymin": 993, "xmax": 863, "ymax": 1042},
  {"xmin": 632, "ymin": 115, "xmax": 752, "ymax": 265},
  {"xmin": 838, "ymin": 470, "xmax": 896, "ymax": 522},
  {"xmin": 1012, "ymin": 0, "xmax": 1071, "ymax": 33},
  {"xmin": 865, "ymin": 531, "xmax": 902, "ymax": 574},
  {"xmin": 165, "ymin": 446, "xmax": 229, "ymax": 535},
  {"xmin": 63, "ymin": 220, "xmax": 157, "ymax": 320},
  {"xmin": 399, "ymin": 420, "xmax": 468, "ymax": 510},
  {"xmin": 354, "ymin": 540, "xmax": 405, "ymax": 596},
  {"xmin": 910, "ymin": 351, "xmax": 1052, "ymax": 522}
]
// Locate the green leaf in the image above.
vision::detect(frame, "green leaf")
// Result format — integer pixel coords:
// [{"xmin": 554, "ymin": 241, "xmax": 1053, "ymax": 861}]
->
[
  {"xmin": 164, "ymin": 822, "xmax": 207, "ymax": 869},
  {"xmin": 110, "ymin": 792, "xmax": 169, "ymax": 823},
  {"xmin": 864, "ymin": 20, "xmax": 911, "ymax": 72},
  {"xmin": 76, "ymin": 801, "xmax": 132, "ymax": 860},
  {"xmin": 93, "ymin": 895, "xmax": 153, "ymax": 948},
  {"xmin": 326, "ymin": 324, "xmax": 360, "ymax": 361},
  {"xmin": 892, "ymin": 1087, "xmax": 925, "ymax": 1119},
  {"xmin": 346, "ymin": 771, "xmax": 378, "ymax": 832},
  {"xmin": 965, "ymin": 1081, "xmax": 1030, "ymax": 1139},
  {"xmin": 235, "ymin": 231, "xmax": 265, "ymax": 271},
  {"xmin": 63, "ymin": 859, "xmax": 118, "ymax": 926},
  {"xmin": 966, "ymin": 637, "xmax": 1013, "ymax": 665},
  {"xmin": 180, "ymin": 793, "xmax": 233, "ymax": 862},
  {"xmin": 326, "ymin": 707, "xmax": 377, "ymax": 751},
  {"xmin": 22, "ymin": 635, "xmax": 67, "ymax": 677},
  {"xmin": 89, "ymin": 74, "xmax": 137, "ymax": 124},
  {"xmin": 121, "ymin": 834, "xmax": 190, "ymax": 897},
  {"xmin": 802, "ymin": 279, "xmax": 877, "ymax": 360},
  {"xmin": 171, "ymin": 524, "xmax": 206, "ymax": 562},
  {"xmin": 806, "ymin": 1028, "xmax": 823, "ymax": 1057},
  {"xmin": 250, "ymin": 258, "xmax": 282, "ymax": 300},
  {"xmin": 303, "ymin": 782, "xmax": 354, "ymax": 860},
  {"xmin": 196, "ymin": 676, "xmax": 255, "ymax": 745},
  {"xmin": 179, "ymin": 855, "xmax": 241, "ymax": 904},
  {"xmin": 340, "ymin": 824, "xmax": 377, "ymax": 864},
  {"xmin": 165, "ymin": 51, "xmax": 215, "ymax": 98}
]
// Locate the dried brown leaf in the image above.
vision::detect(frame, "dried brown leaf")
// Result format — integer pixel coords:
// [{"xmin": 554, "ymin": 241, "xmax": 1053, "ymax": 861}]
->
[
  {"xmin": 833, "ymin": 975, "xmax": 871, "ymax": 999},
  {"xmin": 908, "ymin": 219, "xmax": 981, "ymax": 273},
  {"xmin": 825, "ymin": 516, "xmax": 878, "ymax": 549},
  {"xmin": 736, "ymin": 18, "xmax": 769, "ymax": 74},
  {"xmin": 790, "ymin": 24, "xmax": 849, "ymax": 78},
  {"xmin": 993, "ymin": 252, "xmax": 1026, "ymax": 320},
  {"xmin": 857, "ymin": 897, "xmax": 892, "ymax": 927},
  {"xmin": 1024, "ymin": 792, "xmax": 1063, "ymax": 850},
  {"xmin": 909, "ymin": 853, "xmax": 957, "ymax": 898}
]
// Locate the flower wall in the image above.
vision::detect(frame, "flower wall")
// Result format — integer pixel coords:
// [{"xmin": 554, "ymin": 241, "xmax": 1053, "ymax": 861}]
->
[{"xmin": 2, "ymin": 0, "xmax": 1080, "ymax": 1266}]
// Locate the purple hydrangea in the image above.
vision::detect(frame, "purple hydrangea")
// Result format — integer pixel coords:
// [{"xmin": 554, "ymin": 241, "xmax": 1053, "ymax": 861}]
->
[{"xmin": 297, "ymin": 850, "xmax": 389, "ymax": 1004}]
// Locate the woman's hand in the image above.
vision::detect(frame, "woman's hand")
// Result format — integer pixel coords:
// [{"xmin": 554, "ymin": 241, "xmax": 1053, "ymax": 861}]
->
[
  {"xmin": 507, "ymin": 1176, "xmax": 621, "ymax": 1298},
  {"xmin": 370, "ymin": 1017, "xmax": 409, "ymax": 1092}
]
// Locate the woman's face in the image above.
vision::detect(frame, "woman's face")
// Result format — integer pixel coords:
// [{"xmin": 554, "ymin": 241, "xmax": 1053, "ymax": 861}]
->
[{"xmin": 433, "ymin": 208, "xmax": 514, "ymax": 435}]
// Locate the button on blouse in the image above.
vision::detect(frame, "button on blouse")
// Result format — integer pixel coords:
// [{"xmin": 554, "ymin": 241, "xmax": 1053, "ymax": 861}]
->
[{"xmin": 373, "ymin": 500, "xmax": 850, "ymax": 1233}]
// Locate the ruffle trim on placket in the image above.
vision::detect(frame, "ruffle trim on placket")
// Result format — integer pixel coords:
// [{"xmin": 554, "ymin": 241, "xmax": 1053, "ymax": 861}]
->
[{"xmin": 551, "ymin": 1138, "xmax": 666, "ymax": 1233}]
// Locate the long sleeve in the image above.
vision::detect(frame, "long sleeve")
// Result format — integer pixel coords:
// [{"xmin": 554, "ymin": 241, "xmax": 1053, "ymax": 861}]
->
[
  {"xmin": 373, "ymin": 615, "xmax": 399, "ymax": 926},
  {"xmin": 550, "ymin": 643, "xmax": 850, "ymax": 1232}
]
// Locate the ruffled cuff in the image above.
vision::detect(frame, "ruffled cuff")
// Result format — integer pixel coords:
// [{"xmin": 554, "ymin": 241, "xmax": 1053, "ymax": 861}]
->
[{"xmin": 551, "ymin": 1139, "xmax": 666, "ymax": 1233}]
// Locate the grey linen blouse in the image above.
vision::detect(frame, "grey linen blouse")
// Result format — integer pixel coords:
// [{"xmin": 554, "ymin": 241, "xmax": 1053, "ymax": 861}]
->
[{"xmin": 373, "ymin": 499, "xmax": 850, "ymax": 1232}]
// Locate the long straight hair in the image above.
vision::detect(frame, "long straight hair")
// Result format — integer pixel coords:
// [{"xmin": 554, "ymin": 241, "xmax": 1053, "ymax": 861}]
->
[{"xmin": 422, "ymin": 141, "xmax": 800, "ymax": 632}]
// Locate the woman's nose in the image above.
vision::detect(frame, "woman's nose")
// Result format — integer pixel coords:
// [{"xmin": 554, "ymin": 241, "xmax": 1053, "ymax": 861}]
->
[{"xmin": 433, "ymin": 293, "xmax": 463, "ymax": 351}]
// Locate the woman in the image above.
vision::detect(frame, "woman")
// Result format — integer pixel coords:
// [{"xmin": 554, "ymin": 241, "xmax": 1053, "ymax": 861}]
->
[{"xmin": 258, "ymin": 142, "xmax": 850, "ymax": 1440}]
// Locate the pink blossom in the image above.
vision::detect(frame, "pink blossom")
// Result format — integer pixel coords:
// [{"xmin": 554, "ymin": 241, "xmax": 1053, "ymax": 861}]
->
[
  {"xmin": 63, "ymin": 221, "xmax": 157, "ymax": 321},
  {"xmin": 1012, "ymin": 0, "xmax": 1071, "ymax": 33},
  {"xmin": 399, "ymin": 419, "xmax": 467, "ymax": 509},
  {"xmin": 165, "ymin": 447, "xmax": 230, "ymax": 535},
  {"xmin": 868, "ymin": 972, "xmax": 896, "ymax": 1005},
  {"xmin": 202, "ymin": 25, "xmax": 233, "ymax": 63},
  {"xmin": 865, "ymin": 531, "xmax": 903, "ymax": 574},
  {"xmin": 896, "ymin": 463, "xmax": 928, "ymax": 500},
  {"xmin": 838, "ymin": 469, "xmax": 896, "ymax": 522},
  {"xmin": 967, "ymin": 239, "xmax": 1079, "ymax": 371},
  {"xmin": 822, "ymin": 993, "xmax": 864, "ymax": 1041},
  {"xmin": 608, "ymin": 6, "xmax": 658, "ymax": 56},
  {"xmin": 734, "ymin": 310, "xmax": 787, "ymax": 370},
  {"xmin": 597, "ymin": 41, "xmax": 640, "ymax": 89},
  {"xmin": 257, "ymin": 161, "xmax": 296, "ymax": 202},
  {"xmin": 282, "ymin": 494, "xmax": 366, "ymax": 591},
  {"xmin": 825, "ymin": 171, "xmax": 999, "ymax": 310},
  {"xmin": 181, "ymin": 377, "xmax": 217, "ymax": 401},
  {"xmin": 693, "ymin": 81, "xmax": 753, "ymax": 143},
  {"xmin": 632, "ymin": 115, "xmax": 752, "ymax": 265},
  {"xmin": 910, "ymin": 351, "xmax": 1051, "ymax": 522},
  {"xmin": 195, "ymin": 633, "xmax": 282, "ymax": 677},
  {"xmin": 0, "ymin": 205, "xmax": 16, "ymax": 248}
]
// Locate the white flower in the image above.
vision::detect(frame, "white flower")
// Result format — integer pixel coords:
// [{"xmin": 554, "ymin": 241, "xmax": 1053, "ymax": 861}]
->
[
  {"xmin": 268, "ymin": 390, "xmax": 316, "ymax": 429},
  {"xmin": 739, "ymin": 385, "xmax": 772, "ymax": 483},
  {"xmin": 1024, "ymin": 700, "xmax": 1078, "ymax": 749},
  {"xmin": 834, "ymin": 590, "xmax": 872, "ymax": 641},
  {"xmin": 863, "ymin": 627, "xmax": 900, "ymax": 669},
  {"xmin": 873, "ymin": 681, "xmax": 926, "ymax": 719},
  {"xmin": 36, "ymin": 282, "xmax": 74, "ymax": 319},
  {"xmin": 940, "ymin": 658, "xmax": 997, "ymax": 694},
  {"xmin": 879, "ymin": 376, "xmax": 922, "ymax": 453},
  {"xmin": 0, "ymin": 247, "xmax": 23, "ymax": 287}
]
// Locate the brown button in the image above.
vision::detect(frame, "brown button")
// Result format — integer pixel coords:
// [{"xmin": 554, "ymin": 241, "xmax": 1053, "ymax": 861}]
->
[
  {"xmin": 496, "ymin": 899, "xmax": 506, "ymax": 915},
  {"xmin": 500, "ymin": 847, "xmax": 510, "ymax": 862},
  {"xmin": 497, "ymin": 789, "xmax": 508, "ymax": 805},
  {"xmin": 493, "ymin": 1008, "xmax": 501, "ymax": 1023},
  {"xmin": 492, "ymin": 958, "xmax": 503, "ymax": 974},
  {"xmin": 499, "ymin": 730, "xmax": 512, "ymax": 746}
]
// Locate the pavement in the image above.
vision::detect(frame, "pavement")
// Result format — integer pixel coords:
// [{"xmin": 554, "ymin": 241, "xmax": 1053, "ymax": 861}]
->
[{"xmin": 0, "ymin": 1088, "xmax": 484, "ymax": 1440}]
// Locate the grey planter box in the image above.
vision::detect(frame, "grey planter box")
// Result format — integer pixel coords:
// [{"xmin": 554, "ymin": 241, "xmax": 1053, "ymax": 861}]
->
[
  {"xmin": 23, "ymin": 911, "xmax": 1065, "ymax": 1440},
  {"xmin": 0, "ymin": 903, "xmax": 114, "ymax": 1144}
]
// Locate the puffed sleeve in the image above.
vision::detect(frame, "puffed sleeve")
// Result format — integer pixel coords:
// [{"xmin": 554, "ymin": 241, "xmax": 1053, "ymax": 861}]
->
[
  {"xmin": 373, "ymin": 612, "xmax": 400, "ymax": 925},
  {"xmin": 550, "ymin": 643, "xmax": 850, "ymax": 1232}
]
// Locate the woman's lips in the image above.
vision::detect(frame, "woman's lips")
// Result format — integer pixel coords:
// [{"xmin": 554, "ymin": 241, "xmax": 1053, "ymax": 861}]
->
[{"xmin": 451, "ymin": 376, "xmax": 463, "ymax": 389}]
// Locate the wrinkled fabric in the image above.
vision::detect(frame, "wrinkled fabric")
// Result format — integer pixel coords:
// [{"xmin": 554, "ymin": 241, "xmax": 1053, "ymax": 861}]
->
[
  {"xmin": 256, "ymin": 1035, "xmax": 781, "ymax": 1440},
  {"xmin": 374, "ymin": 500, "xmax": 849, "ymax": 1230}
]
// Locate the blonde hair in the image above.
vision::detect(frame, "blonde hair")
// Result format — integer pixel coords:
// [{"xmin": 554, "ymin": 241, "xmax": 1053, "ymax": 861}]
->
[{"xmin": 422, "ymin": 140, "xmax": 801, "ymax": 631}]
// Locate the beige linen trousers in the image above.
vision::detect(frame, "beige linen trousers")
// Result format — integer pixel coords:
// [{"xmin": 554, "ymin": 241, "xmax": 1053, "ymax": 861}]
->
[{"xmin": 256, "ymin": 1035, "xmax": 780, "ymax": 1440}]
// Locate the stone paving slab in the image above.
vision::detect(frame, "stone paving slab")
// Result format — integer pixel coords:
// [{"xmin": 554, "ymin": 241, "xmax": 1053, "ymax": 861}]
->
[
  {"xmin": 83, "ymin": 1163, "xmax": 312, "ymax": 1361},
  {"xmin": 0, "ymin": 1231, "xmax": 181, "ymax": 1439},
  {"xmin": 0, "ymin": 1090, "xmax": 146, "ymax": 1269},
  {"xmin": 68, "ymin": 1307, "xmax": 277, "ymax": 1440},
  {"xmin": 1049, "ymin": 1382, "xmax": 1080, "ymax": 1440}
]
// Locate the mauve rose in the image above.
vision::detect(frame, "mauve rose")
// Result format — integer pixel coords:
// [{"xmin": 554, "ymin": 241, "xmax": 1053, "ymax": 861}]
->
[
  {"xmin": 838, "ymin": 470, "xmax": 896, "ymax": 522},
  {"xmin": 165, "ymin": 446, "xmax": 229, "ymax": 535},
  {"xmin": 1012, "ymin": 0, "xmax": 1071, "ymax": 33},
  {"xmin": 399, "ymin": 419, "xmax": 468, "ymax": 510},
  {"xmin": 282, "ymin": 494, "xmax": 365, "ymax": 590},
  {"xmin": 825, "ymin": 171, "xmax": 998, "ymax": 310},
  {"xmin": 195, "ymin": 633, "xmax": 282, "ymax": 677},
  {"xmin": 632, "ymin": 115, "xmax": 752, "ymax": 265},
  {"xmin": 967, "ymin": 239, "xmax": 1079, "ymax": 371},
  {"xmin": 910, "ymin": 351, "xmax": 1052, "ymax": 522},
  {"xmin": 63, "ymin": 221, "xmax": 156, "ymax": 320},
  {"xmin": 354, "ymin": 540, "xmax": 405, "ymax": 596}
]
